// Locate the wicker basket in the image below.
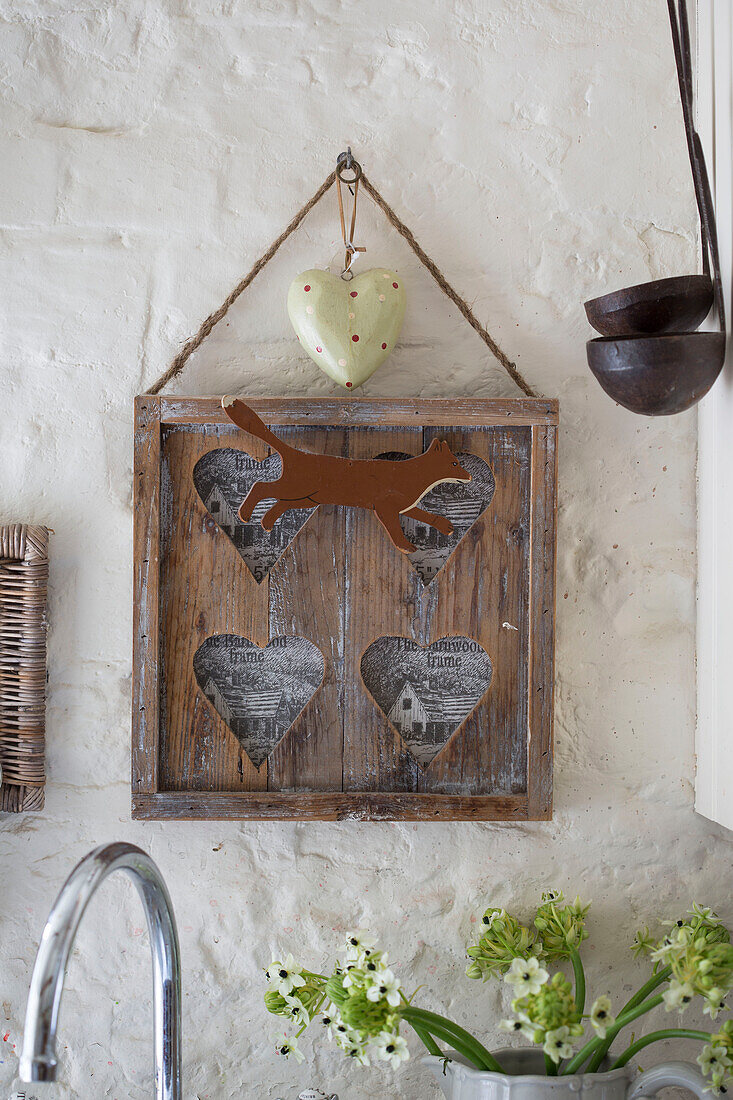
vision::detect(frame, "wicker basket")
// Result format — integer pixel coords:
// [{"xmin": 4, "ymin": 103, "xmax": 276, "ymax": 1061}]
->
[{"xmin": 0, "ymin": 524, "xmax": 49, "ymax": 812}]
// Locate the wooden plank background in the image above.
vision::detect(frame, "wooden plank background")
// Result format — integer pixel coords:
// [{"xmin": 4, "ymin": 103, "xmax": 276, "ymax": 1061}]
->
[{"xmin": 132, "ymin": 397, "xmax": 558, "ymax": 821}]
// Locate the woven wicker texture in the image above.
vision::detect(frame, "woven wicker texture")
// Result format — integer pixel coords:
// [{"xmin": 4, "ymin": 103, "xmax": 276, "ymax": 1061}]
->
[{"xmin": 0, "ymin": 524, "xmax": 49, "ymax": 812}]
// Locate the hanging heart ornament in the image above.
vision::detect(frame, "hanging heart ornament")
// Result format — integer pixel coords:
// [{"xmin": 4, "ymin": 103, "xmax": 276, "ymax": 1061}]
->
[{"xmin": 287, "ymin": 268, "xmax": 406, "ymax": 389}]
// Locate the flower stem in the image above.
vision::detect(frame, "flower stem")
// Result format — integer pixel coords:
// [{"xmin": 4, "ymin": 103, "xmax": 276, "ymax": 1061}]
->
[
  {"xmin": 561, "ymin": 994, "xmax": 664, "ymax": 1076},
  {"xmin": 569, "ymin": 946, "xmax": 586, "ymax": 1016},
  {"xmin": 398, "ymin": 990, "xmax": 442, "ymax": 1057},
  {"xmin": 610, "ymin": 1029, "xmax": 711, "ymax": 1070},
  {"xmin": 583, "ymin": 967, "xmax": 672, "ymax": 1073},
  {"xmin": 410, "ymin": 1021, "xmax": 443, "ymax": 1057},
  {"xmin": 408, "ymin": 1020, "xmax": 485, "ymax": 1069},
  {"xmin": 402, "ymin": 1007, "xmax": 504, "ymax": 1072},
  {"xmin": 545, "ymin": 1053, "xmax": 559, "ymax": 1075}
]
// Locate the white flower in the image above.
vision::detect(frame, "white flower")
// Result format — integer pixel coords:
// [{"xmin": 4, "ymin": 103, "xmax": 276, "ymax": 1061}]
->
[
  {"xmin": 652, "ymin": 926, "xmax": 693, "ymax": 965},
  {"xmin": 375, "ymin": 1032, "xmax": 410, "ymax": 1069},
  {"xmin": 589, "ymin": 996, "xmax": 615, "ymax": 1039},
  {"xmin": 337, "ymin": 1036, "xmax": 370, "ymax": 1065},
  {"xmin": 504, "ymin": 956, "xmax": 549, "ymax": 997},
  {"xmin": 320, "ymin": 1008, "xmax": 339, "ymax": 1040},
  {"xmin": 698, "ymin": 1043, "xmax": 732, "ymax": 1077},
  {"xmin": 362, "ymin": 949, "xmax": 388, "ymax": 969},
  {"xmin": 366, "ymin": 968, "xmax": 402, "ymax": 1007},
  {"xmin": 272, "ymin": 954, "xmax": 306, "ymax": 997},
  {"xmin": 543, "ymin": 1026, "xmax": 576, "ymax": 1065},
  {"xmin": 663, "ymin": 979, "xmax": 695, "ymax": 1013},
  {"xmin": 331, "ymin": 1017, "xmax": 352, "ymax": 1043},
  {"xmin": 285, "ymin": 995, "xmax": 309, "ymax": 1024},
  {"xmin": 342, "ymin": 966, "xmax": 361, "ymax": 990},
  {"xmin": 500, "ymin": 1018, "xmax": 536, "ymax": 1040},
  {"xmin": 698, "ymin": 1041, "xmax": 733, "ymax": 1092},
  {"xmin": 704, "ymin": 989, "xmax": 727, "ymax": 1020},
  {"xmin": 345, "ymin": 930, "xmax": 378, "ymax": 956},
  {"xmin": 275, "ymin": 1033, "xmax": 305, "ymax": 1063},
  {"xmin": 320, "ymin": 1005, "xmax": 356, "ymax": 1044}
]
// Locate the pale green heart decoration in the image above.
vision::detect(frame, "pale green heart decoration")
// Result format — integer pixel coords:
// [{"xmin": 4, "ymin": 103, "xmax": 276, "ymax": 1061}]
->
[{"xmin": 287, "ymin": 268, "xmax": 406, "ymax": 389}]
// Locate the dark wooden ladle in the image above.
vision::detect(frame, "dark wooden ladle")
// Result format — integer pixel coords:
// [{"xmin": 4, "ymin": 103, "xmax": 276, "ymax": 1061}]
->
[
  {"xmin": 585, "ymin": 0, "xmax": 726, "ymax": 416},
  {"xmin": 585, "ymin": 0, "xmax": 717, "ymax": 338}
]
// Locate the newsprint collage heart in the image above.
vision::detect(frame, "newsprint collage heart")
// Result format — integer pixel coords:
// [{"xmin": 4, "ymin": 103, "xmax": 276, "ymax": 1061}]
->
[
  {"xmin": 377, "ymin": 451, "xmax": 495, "ymax": 584},
  {"xmin": 193, "ymin": 448, "xmax": 314, "ymax": 583},
  {"xmin": 360, "ymin": 636, "xmax": 493, "ymax": 767},
  {"xmin": 193, "ymin": 634, "xmax": 324, "ymax": 768}
]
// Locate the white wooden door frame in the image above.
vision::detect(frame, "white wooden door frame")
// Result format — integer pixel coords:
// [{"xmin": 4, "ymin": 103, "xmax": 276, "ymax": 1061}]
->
[{"xmin": 695, "ymin": 0, "xmax": 733, "ymax": 829}]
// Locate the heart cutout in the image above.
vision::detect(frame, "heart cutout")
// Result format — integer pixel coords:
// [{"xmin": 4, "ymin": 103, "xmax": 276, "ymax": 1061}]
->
[
  {"xmin": 360, "ymin": 636, "xmax": 493, "ymax": 768},
  {"xmin": 193, "ymin": 634, "xmax": 325, "ymax": 768},
  {"xmin": 287, "ymin": 268, "xmax": 406, "ymax": 389},
  {"xmin": 193, "ymin": 449, "xmax": 314, "ymax": 583},
  {"xmin": 376, "ymin": 452, "xmax": 495, "ymax": 584}
]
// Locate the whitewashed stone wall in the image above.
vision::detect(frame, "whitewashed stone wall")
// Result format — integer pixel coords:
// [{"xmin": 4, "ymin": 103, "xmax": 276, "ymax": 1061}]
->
[{"xmin": 1, "ymin": 1, "xmax": 730, "ymax": 1097}]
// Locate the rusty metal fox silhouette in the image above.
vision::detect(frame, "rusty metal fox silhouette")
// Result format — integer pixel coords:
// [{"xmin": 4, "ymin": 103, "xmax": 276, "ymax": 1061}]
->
[{"xmin": 222, "ymin": 397, "xmax": 472, "ymax": 554}]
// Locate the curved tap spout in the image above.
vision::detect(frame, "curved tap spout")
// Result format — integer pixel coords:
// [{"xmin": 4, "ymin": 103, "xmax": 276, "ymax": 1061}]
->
[{"xmin": 19, "ymin": 842, "xmax": 182, "ymax": 1100}]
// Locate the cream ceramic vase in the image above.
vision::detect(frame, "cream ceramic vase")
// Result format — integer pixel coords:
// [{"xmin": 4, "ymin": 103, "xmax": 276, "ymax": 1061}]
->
[{"xmin": 422, "ymin": 1048, "xmax": 710, "ymax": 1100}]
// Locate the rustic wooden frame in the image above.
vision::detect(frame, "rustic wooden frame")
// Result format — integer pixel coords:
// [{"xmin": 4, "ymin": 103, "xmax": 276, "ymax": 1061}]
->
[
  {"xmin": 132, "ymin": 397, "xmax": 558, "ymax": 821},
  {"xmin": 0, "ymin": 524, "xmax": 49, "ymax": 813}
]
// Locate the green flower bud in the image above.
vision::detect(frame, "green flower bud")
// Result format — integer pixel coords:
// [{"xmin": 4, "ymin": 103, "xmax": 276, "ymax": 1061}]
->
[
  {"xmin": 264, "ymin": 989, "xmax": 291, "ymax": 1017},
  {"xmin": 669, "ymin": 939, "xmax": 733, "ymax": 1000},
  {"xmin": 534, "ymin": 892, "xmax": 589, "ymax": 961},
  {"xmin": 466, "ymin": 908, "xmax": 540, "ymax": 981},
  {"xmin": 513, "ymin": 972, "xmax": 581, "ymax": 1034},
  {"xmin": 326, "ymin": 970, "xmax": 349, "ymax": 1007},
  {"xmin": 340, "ymin": 989, "xmax": 398, "ymax": 1039}
]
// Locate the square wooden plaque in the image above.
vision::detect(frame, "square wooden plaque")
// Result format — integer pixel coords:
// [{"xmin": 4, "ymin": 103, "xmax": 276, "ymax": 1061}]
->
[{"xmin": 132, "ymin": 397, "xmax": 558, "ymax": 821}]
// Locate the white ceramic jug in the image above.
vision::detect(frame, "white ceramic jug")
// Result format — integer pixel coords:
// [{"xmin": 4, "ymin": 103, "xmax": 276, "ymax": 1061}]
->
[{"xmin": 423, "ymin": 1048, "xmax": 710, "ymax": 1100}]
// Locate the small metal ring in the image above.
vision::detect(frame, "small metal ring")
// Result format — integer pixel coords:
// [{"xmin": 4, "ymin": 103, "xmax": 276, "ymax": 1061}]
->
[{"xmin": 336, "ymin": 155, "xmax": 362, "ymax": 184}]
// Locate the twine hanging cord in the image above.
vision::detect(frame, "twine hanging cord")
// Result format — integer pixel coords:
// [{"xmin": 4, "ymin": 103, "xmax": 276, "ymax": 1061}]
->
[{"xmin": 145, "ymin": 156, "xmax": 536, "ymax": 398}]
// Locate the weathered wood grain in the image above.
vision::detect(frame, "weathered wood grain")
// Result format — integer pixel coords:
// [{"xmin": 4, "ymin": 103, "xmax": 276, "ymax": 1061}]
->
[
  {"xmin": 159, "ymin": 396, "xmax": 559, "ymax": 427},
  {"xmin": 132, "ymin": 398, "xmax": 161, "ymax": 797},
  {"xmin": 526, "ymin": 424, "xmax": 558, "ymax": 819},
  {"xmin": 268, "ymin": 427, "xmax": 347, "ymax": 791},
  {"xmin": 132, "ymin": 790, "xmax": 528, "ymax": 821},
  {"xmin": 158, "ymin": 421, "xmax": 269, "ymax": 792},
  {"xmin": 416, "ymin": 425, "xmax": 531, "ymax": 795},
  {"xmin": 343, "ymin": 426, "xmax": 422, "ymax": 792}
]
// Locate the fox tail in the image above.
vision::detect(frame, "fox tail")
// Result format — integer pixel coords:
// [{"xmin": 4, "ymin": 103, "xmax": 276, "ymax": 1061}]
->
[{"xmin": 221, "ymin": 397, "xmax": 284, "ymax": 454}]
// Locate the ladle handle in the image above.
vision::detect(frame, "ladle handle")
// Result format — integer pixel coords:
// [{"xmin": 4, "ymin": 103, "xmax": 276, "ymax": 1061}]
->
[
  {"xmin": 691, "ymin": 130, "xmax": 726, "ymax": 331},
  {"xmin": 666, "ymin": 0, "xmax": 712, "ymax": 282}
]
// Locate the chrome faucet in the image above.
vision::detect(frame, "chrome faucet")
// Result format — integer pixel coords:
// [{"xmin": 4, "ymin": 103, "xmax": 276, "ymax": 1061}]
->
[{"xmin": 19, "ymin": 842, "xmax": 182, "ymax": 1099}]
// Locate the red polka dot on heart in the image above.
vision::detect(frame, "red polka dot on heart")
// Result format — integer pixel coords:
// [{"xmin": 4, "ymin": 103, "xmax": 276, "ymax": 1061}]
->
[
  {"xmin": 392, "ymin": 282, "xmax": 399, "ymax": 288},
  {"xmin": 350, "ymin": 291, "xmax": 358, "ymax": 298},
  {"xmin": 304, "ymin": 284, "xmax": 311, "ymax": 291},
  {"xmin": 381, "ymin": 342, "xmax": 387, "ymax": 349},
  {"xmin": 316, "ymin": 346, "xmax": 322, "ymax": 353},
  {"xmin": 346, "ymin": 382, "xmax": 353, "ymax": 388},
  {"xmin": 352, "ymin": 334, "xmax": 359, "ymax": 342}
]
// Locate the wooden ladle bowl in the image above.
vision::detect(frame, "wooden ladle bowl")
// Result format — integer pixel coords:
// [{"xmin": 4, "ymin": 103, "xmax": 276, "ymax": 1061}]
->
[
  {"xmin": 584, "ymin": 274, "xmax": 713, "ymax": 336},
  {"xmin": 586, "ymin": 330, "xmax": 726, "ymax": 415}
]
